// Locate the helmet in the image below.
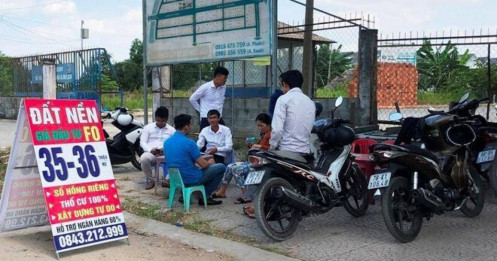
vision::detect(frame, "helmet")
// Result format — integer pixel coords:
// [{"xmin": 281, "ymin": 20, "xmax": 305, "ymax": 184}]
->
[{"xmin": 116, "ymin": 113, "xmax": 133, "ymax": 126}]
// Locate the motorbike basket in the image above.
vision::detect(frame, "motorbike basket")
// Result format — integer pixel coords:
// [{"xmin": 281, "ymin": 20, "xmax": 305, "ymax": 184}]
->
[{"xmin": 445, "ymin": 123, "xmax": 476, "ymax": 146}]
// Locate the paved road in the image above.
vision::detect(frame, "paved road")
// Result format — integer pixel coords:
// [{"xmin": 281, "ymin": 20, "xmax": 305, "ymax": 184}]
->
[{"xmin": 4, "ymin": 116, "xmax": 497, "ymax": 261}]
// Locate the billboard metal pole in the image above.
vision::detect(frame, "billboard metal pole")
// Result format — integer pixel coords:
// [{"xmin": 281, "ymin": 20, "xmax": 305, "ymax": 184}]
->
[
  {"xmin": 142, "ymin": 0, "xmax": 149, "ymax": 124},
  {"xmin": 270, "ymin": 0, "xmax": 278, "ymax": 95}
]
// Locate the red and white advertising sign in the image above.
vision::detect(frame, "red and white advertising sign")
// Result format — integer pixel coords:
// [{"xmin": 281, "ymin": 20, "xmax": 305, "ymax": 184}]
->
[{"xmin": 21, "ymin": 99, "xmax": 128, "ymax": 254}]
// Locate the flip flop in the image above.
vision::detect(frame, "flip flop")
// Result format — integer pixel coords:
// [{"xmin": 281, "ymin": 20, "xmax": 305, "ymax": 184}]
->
[
  {"xmin": 211, "ymin": 193, "xmax": 227, "ymax": 199},
  {"xmin": 242, "ymin": 206, "xmax": 255, "ymax": 219},
  {"xmin": 234, "ymin": 197, "xmax": 252, "ymax": 204}
]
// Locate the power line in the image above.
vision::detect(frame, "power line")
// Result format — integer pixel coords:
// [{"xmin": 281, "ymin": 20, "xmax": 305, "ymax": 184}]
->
[
  {"xmin": 0, "ymin": 17, "xmax": 76, "ymax": 48},
  {"xmin": 0, "ymin": 0, "xmax": 67, "ymax": 12},
  {"xmin": 0, "ymin": 16, "xmax": 80, "ymax": 41}
]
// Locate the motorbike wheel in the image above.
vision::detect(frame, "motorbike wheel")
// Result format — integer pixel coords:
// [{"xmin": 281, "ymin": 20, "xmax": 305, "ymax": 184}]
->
[
  {"xmin": 343, "ymin": 165, "xmax": 369, "ymax": 217},
  {"xmin": 131, "ymin": 141, "xmax": 143, "ymax": 171},
  {"xmin": 382, "ymin": 176, "xmax": 423, "ymax": 243},
  {"xmin": 460, "ymin": 165, "xmax": 485, "ymax": 218},
  {"xmin": 254, "ymin": 177, "xmax": 301, "ymax": 241}
]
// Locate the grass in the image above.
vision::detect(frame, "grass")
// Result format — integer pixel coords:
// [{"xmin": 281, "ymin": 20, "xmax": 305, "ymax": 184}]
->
[
  {"xmin": 417, "ymin": 90, "xmax": 468, "ymax": 105},
  {"xmin": 0, "ymin": 147, "xmax": 9, "ymax": 194},
  {"xmin": 315, "ymin": 82, "xmax": 349, "ymax": 98},
  {"xmin": 122, "ymin": 197, "xmax": 291, "ymax": 257},
  {"xmin": 101, "ymin": 89, "xmax": 193, "ymax": 111}
]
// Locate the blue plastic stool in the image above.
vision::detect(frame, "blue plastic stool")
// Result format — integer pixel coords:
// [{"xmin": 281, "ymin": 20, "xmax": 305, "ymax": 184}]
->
[{"xmin": 167, "ymin": 168, "xmax": 207, "ymax": 211}]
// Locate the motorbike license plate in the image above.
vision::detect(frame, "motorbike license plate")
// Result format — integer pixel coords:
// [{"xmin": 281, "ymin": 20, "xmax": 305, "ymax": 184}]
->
[
  {"xmin": 368, "ymin": 172, "xmax": 391, "ymax": 189},
  {"xmin": 244, "ymin": 170, "xmax": 265, "ymax": 185},
  {"xmin": 477, "ymin": 149, "xmax": 496, "ymax": 164}
]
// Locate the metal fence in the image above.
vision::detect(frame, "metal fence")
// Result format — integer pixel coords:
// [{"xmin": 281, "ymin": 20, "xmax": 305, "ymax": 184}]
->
[
  {"xmin": 7, "ymin": 48, "xmax": 122, "ymax": 110},
  {"xmin": 158, "ymin": 0, "xmax": 372, "ymax": 100},
  {"xmin": 377, "ymin": 32, "xmax": 497, "ymax": 123}
]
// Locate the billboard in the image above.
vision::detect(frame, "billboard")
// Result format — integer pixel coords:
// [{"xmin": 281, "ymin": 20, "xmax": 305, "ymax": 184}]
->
[{"xmin": 145, "ymin": 0, "xmax": 273, "ymax": 65}]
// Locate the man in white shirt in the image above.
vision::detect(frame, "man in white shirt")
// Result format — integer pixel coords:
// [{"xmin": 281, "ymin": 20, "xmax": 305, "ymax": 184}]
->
[
  {"xmin": 189, "ymin": 66, "xmax": 229, "ymax": 130},
  {"xmin": 270, "ymin": 70, "xmax": 316, "ymax": 154},
  {"xmin": 140, "ymin": 106, "xmax": 175, "ymax": 190},
  {"xmin": 197, "ymin": 109, "xmax": 233, "ymax": 164}
]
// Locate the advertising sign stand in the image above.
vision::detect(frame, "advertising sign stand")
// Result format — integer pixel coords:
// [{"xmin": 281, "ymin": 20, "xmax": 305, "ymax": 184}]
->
[{"xmin": 0, "ymin": 98, "xmax": 129, "ymax": 258}]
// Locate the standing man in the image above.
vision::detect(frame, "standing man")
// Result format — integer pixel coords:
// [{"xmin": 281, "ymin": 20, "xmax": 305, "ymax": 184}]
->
[
  {"xmin": 140, "ymin": 106, "xmax": 175, "ymax": 190},
  {"xmin": 197, "ymin": 109, "xmax": 233, "ymax": 164},
  {"xmin": 189, "ymin": 66, "xmax": 229, "ymax": 130},
  {"xmin": 268, "ymin": 88, "xmax": 283, "ymax": 118},
  {"xmin": 164, "ymin": 114, "xmax": 225, "ymax": 205},
  {"xmin": 270, "ymin": 70, "xmax": 315, "ymax": 154}
]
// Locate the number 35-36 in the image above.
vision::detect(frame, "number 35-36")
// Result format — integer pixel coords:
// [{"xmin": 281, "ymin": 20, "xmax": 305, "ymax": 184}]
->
[{"xmin": 38, "ymin": 145, "xmax": 100, "ymax": 182}]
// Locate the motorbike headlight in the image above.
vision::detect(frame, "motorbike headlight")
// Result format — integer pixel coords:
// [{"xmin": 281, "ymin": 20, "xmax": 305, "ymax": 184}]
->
[
  {"xmin": 382, "ymin": 151, "xmax": 393, "ymax": 158},
  {"xmin": 247, "ymin": 155, "xmax": 269, "ymax": 167}
]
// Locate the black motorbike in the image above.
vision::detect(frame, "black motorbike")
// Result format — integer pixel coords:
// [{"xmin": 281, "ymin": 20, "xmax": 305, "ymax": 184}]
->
[
  {"xmin": 102, "ymin": 108, "xmax": 144, "ymax": 170},
  {"xmin": 444, "ymin": 93, "xmax": 497, "ymax": 194},
  {"xmin": 370, "ymin": 111, "xmax": 484, "ymax": 242},
  {"xmin": 247, "ymin": 97, "xmax": 369, "ymax": 241}
]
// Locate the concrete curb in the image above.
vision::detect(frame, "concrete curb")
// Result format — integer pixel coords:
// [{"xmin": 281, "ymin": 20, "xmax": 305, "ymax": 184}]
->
[{"xmin": 123, "ymin": 211, "xmax": 300, "ymax": 261}]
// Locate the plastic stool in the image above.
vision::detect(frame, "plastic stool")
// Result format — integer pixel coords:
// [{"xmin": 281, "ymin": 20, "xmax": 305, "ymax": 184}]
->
[
  {"xmin": 167, "ymin": 168, "xmax": 207, "ymax": 211},
  {"xmin": 351, "ymin": 138, "xmax": 377, "ymax": 154}
]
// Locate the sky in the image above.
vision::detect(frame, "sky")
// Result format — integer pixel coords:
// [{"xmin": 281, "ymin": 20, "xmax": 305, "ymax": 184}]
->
[{"xmin": 0, "ymin": 0, "xmax": 496, "ymax": 62}]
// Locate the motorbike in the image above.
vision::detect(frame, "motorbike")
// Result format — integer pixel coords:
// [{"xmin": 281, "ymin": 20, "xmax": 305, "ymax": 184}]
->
[
  {"xmin": 369, "ymin": 110, "xmax": 485, "ymax": 243},
  {"xmin": 246, "ymin": 97, "xmax": 369, "ymax": 241},
  {"xmin": 444, "ymin": 93, "xmax": 497, "ymax": 194},
  {"xmin": 102, "ymin": 107, "xmax": 144, "ymax": 170}
]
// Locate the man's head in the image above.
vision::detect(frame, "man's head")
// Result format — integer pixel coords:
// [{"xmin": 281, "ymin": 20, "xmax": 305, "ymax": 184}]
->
[
  {"xmin": 155, "ymin": 106, "xmax": 169, "ymax": 128},
  {"xmin": 174, "ymin": 114, "xmax": 192, "ymax": 134},
  {"xmin": 207, "ymin": 109, "xmax": 221, "ymax": 127},
  {"xmin": 279, "ymin": 70, "xmax": 303, "ymax": 94},
  {"xmin": 213, "ymin": 66, "xmax": 229, "ymax": 87}
]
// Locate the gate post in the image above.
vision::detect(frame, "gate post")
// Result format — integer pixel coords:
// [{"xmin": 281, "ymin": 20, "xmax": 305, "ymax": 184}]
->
[
  {"xmin": 357, "ymin": 29, "xmax": 378, "ymax": 127},
  {"xmin": 42, "ymin": 58, "xmax": 56, "ymax": 99}
]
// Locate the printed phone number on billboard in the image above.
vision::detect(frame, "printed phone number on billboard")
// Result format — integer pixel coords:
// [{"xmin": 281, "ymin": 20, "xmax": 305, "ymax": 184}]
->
[
  {"xmin": 54, "ymin": 224, "xmax": 127, "ymax": 251},
  {"xmin": 214, "ymin": 40, "xmax": 266, "ymax": 57}
]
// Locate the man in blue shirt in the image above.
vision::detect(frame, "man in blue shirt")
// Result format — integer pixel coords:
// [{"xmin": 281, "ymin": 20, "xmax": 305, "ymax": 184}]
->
[{"xmin": 164, "ymin": 114, "xmax": 225, "ymax": 205}]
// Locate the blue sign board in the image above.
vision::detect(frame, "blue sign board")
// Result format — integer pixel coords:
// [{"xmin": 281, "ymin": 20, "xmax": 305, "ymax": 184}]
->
[{"xmin": 31, "ymin": 63, "xmax": 76, "ymax": 84}]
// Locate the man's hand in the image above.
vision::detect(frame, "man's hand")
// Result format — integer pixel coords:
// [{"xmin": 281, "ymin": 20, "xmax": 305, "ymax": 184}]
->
[
  {"xmin": 150, "ymin": 148, "xmax": 159, "ymax": 155},
  {"xmin": 207, "ymin": 147, "xmax": 218, "ymax": 155}
]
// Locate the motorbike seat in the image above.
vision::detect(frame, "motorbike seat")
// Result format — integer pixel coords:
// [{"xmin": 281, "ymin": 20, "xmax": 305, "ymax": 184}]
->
[
  {"xmin": 269, "ymin": 150, "xmax": 313, "ymax": 170},
  {"xmin": 401, "ymin": 144, "xmax": 439, "ymax": 163}
]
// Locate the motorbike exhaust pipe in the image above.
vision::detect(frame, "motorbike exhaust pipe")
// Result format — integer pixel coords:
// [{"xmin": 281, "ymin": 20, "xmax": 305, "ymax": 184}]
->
[
  {"xmin": 411, "ymin": 188, "xmax": 444, "ymax": 214},
  {"xmin": 272, "ymin": 186, "xmax": 317, "ymax": 212}
]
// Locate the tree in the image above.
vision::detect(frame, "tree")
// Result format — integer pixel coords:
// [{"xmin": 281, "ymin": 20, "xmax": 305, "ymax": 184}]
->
[
  {"xmin": 416, "ymin": 40, "xmax": 470, "ymax": 92},
  {"xmin": 315, "ymin": 44, "xmax": 353, "ymax": 88},
  {"xmin": 113, "ymin": 38, "xmax": 144, "ymax": 91},
  {"xmin": 0, "ymin": 52, "xmax": 13, "ymax": 96}
]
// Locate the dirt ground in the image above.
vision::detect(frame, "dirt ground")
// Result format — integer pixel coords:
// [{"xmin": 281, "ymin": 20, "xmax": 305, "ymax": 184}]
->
[{"xmin": 0, "ymin": 225, "xmax": 232, "ymax": 261}]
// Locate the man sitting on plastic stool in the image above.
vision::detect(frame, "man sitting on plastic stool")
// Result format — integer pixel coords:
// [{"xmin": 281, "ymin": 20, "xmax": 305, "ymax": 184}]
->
[
  {"xmin": 164, "ymin": 114, "xmax": 226, "ymax": 206},
  {"xmin": 140, "ymin": 106, "xmax": 175, "ymax": 190},
  {"xmin": 196, "ymin": 109, "xmax": 233, "ymax": 164}
]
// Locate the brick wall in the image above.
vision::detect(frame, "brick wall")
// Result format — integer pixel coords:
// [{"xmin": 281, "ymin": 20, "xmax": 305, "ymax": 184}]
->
[{"xmin": 348, "ymin": 62, "xmax": 418, "ymax": 108}]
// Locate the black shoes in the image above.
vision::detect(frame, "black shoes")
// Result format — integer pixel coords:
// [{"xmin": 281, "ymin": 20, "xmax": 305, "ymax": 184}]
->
[
  {"xmin": 199, "ymin": 197, "xmax": 222, "ymax": 206},
  {"xmin": 178, "ymin": 196, "xmax": 222, "ymax": 206}
]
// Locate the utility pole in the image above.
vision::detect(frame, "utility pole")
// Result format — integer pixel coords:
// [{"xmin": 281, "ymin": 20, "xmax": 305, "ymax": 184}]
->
[
  {"xmin": 81, "ymin": 20, "xmax": 89, "ymax": 50},
  {"xmin": 302, "ymin": 0, "xmax": 314, "ymax": 97}
]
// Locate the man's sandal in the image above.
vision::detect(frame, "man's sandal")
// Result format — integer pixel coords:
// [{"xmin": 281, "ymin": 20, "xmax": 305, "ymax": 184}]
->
[{"xmin": 234, "ymin": 197, "xmax": 252, "ymax": 204}]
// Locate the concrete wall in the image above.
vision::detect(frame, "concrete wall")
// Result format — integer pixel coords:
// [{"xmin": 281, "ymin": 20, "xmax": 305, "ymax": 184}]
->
[
  {"xmin": 0, "ymin": 97, "xmax": 22, "ymax": 119},
  {"xmin": 162, "ymin": 97, "xmax": 358, "ymax": 137},
  {"xmin": 0, "ymin": 96, "xmax": 359, "ymax": 137}
]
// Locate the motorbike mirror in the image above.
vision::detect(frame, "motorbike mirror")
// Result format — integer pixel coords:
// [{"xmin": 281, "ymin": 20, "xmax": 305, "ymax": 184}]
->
[
  {"xmin": 459, "ymin": 92, "xmax": 470, "ymax": 104},
  {"xmin": 389, "ymin": 112, "xmax": 403, "ymax": 121},
  {"xmin": 335, "ymin": 96, "xmax": 343, "ymax": 108}
]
